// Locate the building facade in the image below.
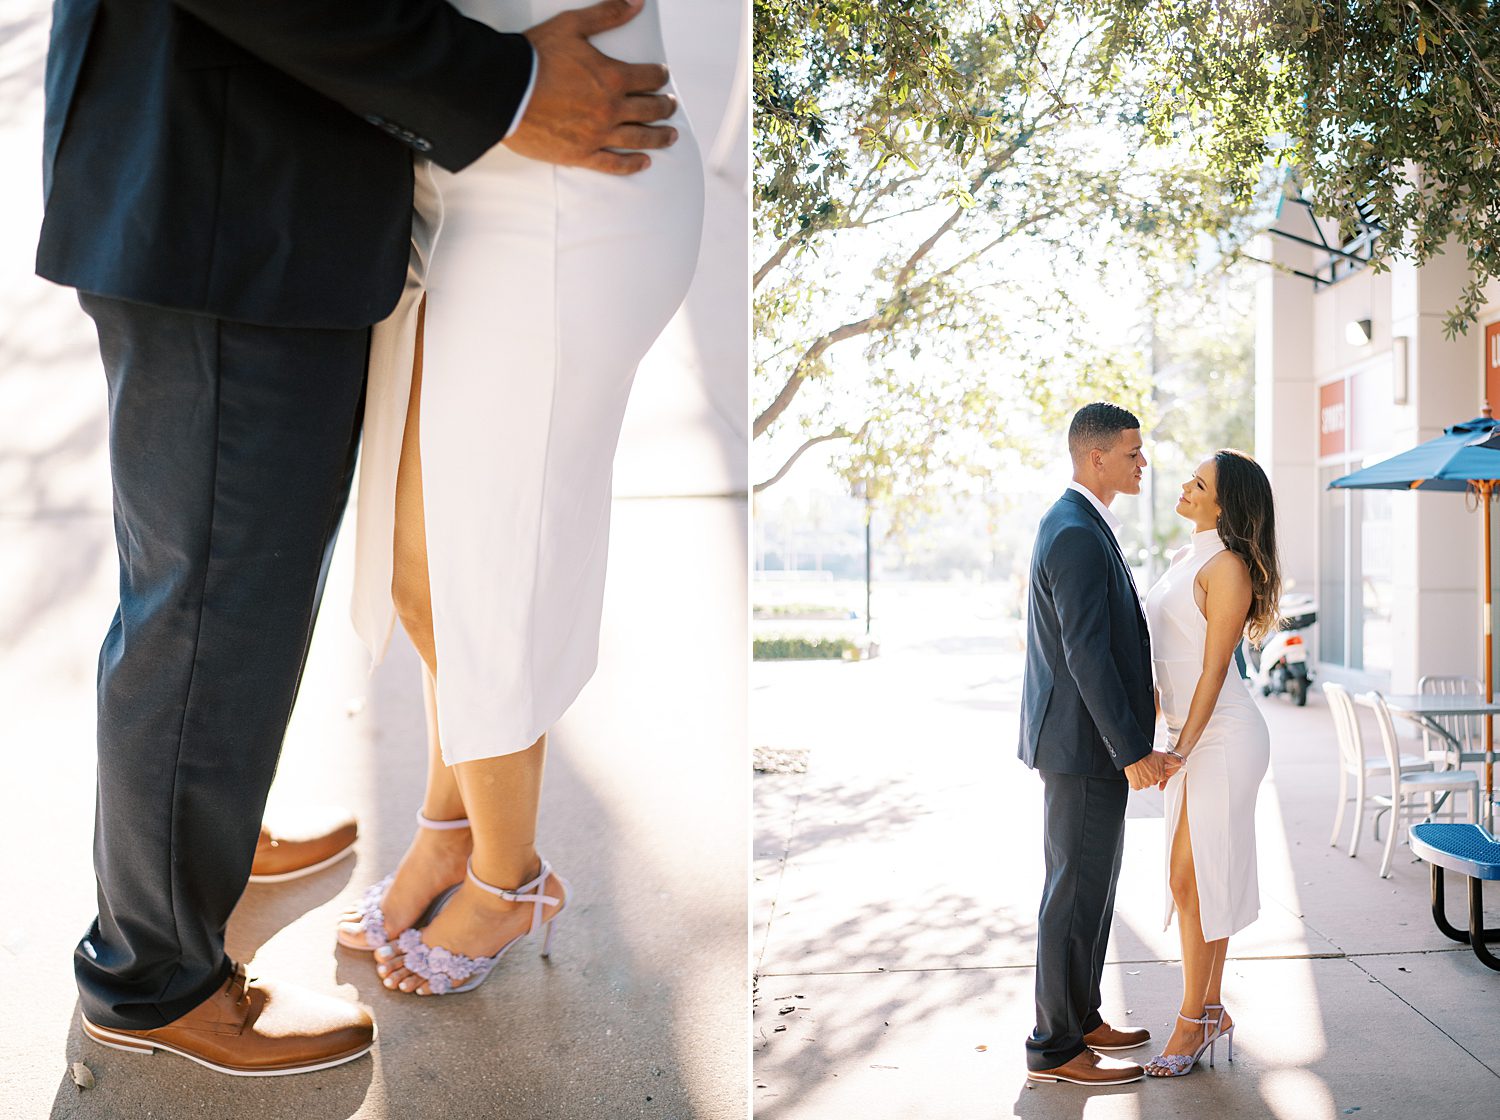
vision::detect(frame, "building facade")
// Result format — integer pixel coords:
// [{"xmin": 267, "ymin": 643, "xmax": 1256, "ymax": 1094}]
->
[{"xmin": 1257, "ymin": 196, "xmax": 1494, "ymax": 695}]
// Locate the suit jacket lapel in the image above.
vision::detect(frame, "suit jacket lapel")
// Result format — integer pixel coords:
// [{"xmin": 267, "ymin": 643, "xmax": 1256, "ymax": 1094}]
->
[{"xmin": 1060, "ymin": 490, "xmax": 1146, "ymax": 624}]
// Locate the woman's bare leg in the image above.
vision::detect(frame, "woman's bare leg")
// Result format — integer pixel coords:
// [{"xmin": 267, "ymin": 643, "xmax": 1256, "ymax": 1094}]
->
[
  {"xmin": 1204, "ymin": 926, "xmax": 1233, "ymax": 1039},
  {"xmin": 338, "ymin": 298, "xmax": 471, "ymax": 947},
  {"xmin": 392, "ymin": 297, "xmax": 438, "ymax": 675},
  {"xmin": 368, "ymin": 298, "xmax": 564, "ymax": 990},
  {"xmin": 376, "ymin": 733, "xmax": 568, "ymax": 992},
  {"xmin": 1158, "ymin": 784, "xmax": 1231, "ymax": 1056}
]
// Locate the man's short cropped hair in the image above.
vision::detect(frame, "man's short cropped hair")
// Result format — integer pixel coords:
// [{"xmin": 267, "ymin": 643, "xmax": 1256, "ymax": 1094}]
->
[{"xmin": 1067, "ymin": 402, "xmax": 1140, "ymax": 461}]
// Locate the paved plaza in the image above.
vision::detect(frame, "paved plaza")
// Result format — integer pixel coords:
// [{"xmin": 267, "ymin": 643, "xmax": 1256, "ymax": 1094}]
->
[{"xmin": 753, "ymin": 581, "xmax": 1500, "ymax": 1120}]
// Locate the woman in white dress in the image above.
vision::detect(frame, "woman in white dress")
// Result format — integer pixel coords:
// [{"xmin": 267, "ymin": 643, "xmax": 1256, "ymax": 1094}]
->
[
  {"xmin": 1141, "ymin": 449, "xmax": 1279, "ymax": 1075},
  {"xmin": 333, "ymin": 0, "xmax": 704, "ymax": 995}
]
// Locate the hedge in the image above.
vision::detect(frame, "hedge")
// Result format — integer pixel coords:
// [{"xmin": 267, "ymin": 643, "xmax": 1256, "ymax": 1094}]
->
[{"xmin": 753, "ymin": 636, "xmax": 860, "ymax": 661}]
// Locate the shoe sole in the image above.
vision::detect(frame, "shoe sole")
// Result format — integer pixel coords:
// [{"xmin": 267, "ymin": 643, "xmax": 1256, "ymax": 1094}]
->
[
  {"xmin": 247, "ymin": 843, "xmax": 357, "ymax": 885},
  {"xmin": 81, "ymin": 1015, "xmax": 375, "ymax": 1077},
  {"xmin": 1027, "ymin": 1070, "xmax": 1145, "ymax": 1086},
  {"xmin": 1087, "ymin": 1040, "xmax": 1149, "ymax": 1051}
]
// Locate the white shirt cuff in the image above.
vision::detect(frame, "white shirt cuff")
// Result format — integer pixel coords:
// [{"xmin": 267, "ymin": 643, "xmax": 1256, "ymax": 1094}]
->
[{"xmin": 502, "ymin": 44, "xmax": 539, "ymax": 141}]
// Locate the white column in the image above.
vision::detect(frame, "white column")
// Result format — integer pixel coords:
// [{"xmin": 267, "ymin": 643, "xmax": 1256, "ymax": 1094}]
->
[
  {"xmin": 1389, "ymin": 244, "xmax": 1482, "ymax": 691},
  {"xmin": 1255, "ymin": 233, "xmax": 1318, "ymax": 602}
]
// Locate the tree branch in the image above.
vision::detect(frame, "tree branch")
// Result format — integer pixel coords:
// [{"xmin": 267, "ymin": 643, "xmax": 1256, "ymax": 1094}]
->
[
  {"xmin": 754, "ymin": 170, "xmax": 929, "ymax": 289},
  {"xmin": 756, "ymin": 142, "xmax": 1034, "ymax": 443},
  {"xmin": 753, "ymin": 313, "xmax": 882, "ymax": 438},
  {"xmin": 755, "ymin": 237, "xmax": 802, "ymax": 289},
  {"xmin": 752, "ymin": 422, "xmax": 870, "ymax": 493}
]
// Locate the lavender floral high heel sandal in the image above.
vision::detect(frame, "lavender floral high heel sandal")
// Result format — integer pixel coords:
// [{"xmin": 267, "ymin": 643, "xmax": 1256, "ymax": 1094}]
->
[
  {"xmin": 377, "ymin": 857, "xmax": 570, "ymax": 995},
  {"xmin": 1204, "ymin": 1003, "xmax": 1235, "ymax": 1061},
  {"xmin": 334, "ymin": 810, "xmax": 471, "ymax": 952},
  {"xmin": 1143, "ymin": 1012, "xmax": 1222, "ymax": 1077}
]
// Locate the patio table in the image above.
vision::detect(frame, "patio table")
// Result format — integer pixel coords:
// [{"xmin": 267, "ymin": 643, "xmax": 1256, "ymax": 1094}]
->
[
  {"xmin": 1409, "ymin": 822, "xmax": 1500, "ymax": 970},
  {"xmin": 1378, "ymin": 694, "xmax": 1500, "ymax": 826}
]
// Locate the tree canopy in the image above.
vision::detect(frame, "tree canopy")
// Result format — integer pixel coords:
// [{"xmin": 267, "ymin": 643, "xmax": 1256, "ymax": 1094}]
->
[
  {"xmin": 754, "ymin": 1, "xmax": 1500, "ymax": 509},
  {"xmin": 1085, "ymin": 0, "xmax": 1500, "ymax": 335},
  {"xmin": 753, "ymin": 4, "xmax": 1251, "ymax": 507}
]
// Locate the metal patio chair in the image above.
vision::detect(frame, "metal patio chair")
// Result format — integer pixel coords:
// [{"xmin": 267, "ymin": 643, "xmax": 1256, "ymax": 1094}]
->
[
  {"xmin": 1362, "ymin": 691, "xmax": 1481, "ymax": 878},
  {"xmin": 1323, "ymin": 682, "xmax": 1431, "ymax": 857},
  {"xmin": 1417, "ymin": 674, "xmax": 1484, "ymax": 771}
]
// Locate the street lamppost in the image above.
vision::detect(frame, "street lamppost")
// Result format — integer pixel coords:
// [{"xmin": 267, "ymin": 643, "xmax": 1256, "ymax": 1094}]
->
[{"xmin": 851, "ymin": 478, "xmax": 873, "ymax": 638}]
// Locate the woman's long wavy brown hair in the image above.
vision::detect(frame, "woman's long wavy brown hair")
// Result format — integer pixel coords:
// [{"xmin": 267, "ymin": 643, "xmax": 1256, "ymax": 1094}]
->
[{"xmin": 1213, "ymin": 449, "xmax": 1282, "ymax": 645}]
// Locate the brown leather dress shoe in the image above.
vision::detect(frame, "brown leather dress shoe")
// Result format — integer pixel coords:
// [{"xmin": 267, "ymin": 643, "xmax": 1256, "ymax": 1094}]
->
[
  {"xmin": 249, "ymin": 807, "xmax": 358, "ymax": 883},
  {"xmin": 81, "ymin": 964, "xmax": 374, "ymax": 1076},
  {"xmin": 1083, "ymin": 1021, "xmax": 1151, "ymax": 1051},
  {"xmin": 1028, "ymin": 1048, "xmax": 1144, "ymax": 1086}
]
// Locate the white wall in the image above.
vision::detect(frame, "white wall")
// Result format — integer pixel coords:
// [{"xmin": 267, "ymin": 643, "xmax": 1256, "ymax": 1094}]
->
[
  {"xmin": 1254, "ymin": 230, "xmax": 1318, "ymax": 601},
  {"xmin": 1259, "ymin": 207, "xmax": 1486, "ymax": 693}
]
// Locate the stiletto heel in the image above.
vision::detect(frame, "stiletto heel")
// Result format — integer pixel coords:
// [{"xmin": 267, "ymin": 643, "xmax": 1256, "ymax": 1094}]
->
[
  {"xmin": 335, "ymin": 810, "xmax": 470, "ymax": 951},
  {"xmin": 1204, "ymin": 1003, "xmax": 1235, "ymax": 1065},
  {"xmin": 380, "ymin": 856, "xmax": 570, "ymax": 994},
  {"xmin": 1143, "ymin": 1013, "xmax": 1219, "ymax": 1078}
]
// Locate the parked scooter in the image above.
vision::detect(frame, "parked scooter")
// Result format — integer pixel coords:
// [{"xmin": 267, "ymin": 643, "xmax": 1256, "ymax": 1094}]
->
[{"xmin": 1244, "ymin": 594, "xmax": 1317, "ymax": 707}]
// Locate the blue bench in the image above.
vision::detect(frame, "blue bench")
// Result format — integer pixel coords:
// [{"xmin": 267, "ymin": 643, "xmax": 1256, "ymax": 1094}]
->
[{"xmin": 1409, "ymin": 823, "xmax": 1500, "ymax": 971}]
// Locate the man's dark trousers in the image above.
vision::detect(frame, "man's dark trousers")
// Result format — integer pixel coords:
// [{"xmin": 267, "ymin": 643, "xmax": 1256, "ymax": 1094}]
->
[
  {"xmin": 75, "ymin": 293, "xmax": 367, "ymax": 1029},
  {"xmin": 1025, "ymin": 770, "xmax": 1129, "ymax": 1071},
  {"xmin": 1017, "ymin": 489, "xmax": 1153, "ymax": 1071}
]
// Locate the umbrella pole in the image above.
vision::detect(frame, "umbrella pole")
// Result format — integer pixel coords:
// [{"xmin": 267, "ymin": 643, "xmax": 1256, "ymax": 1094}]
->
[{"xmin": 1486, "ymin": 481, "xmax": 1495, "ymax": 831}]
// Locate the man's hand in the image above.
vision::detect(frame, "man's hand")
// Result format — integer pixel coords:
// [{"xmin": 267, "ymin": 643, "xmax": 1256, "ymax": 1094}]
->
[
  {"xmin": 1124, "ymin": 750, "xmax": 1183, "ymax": 791},
  {"xmin": 1123, "ymin": 754, "xmax": 1159, "ymax": 791},
  {"xmin": 505, "ymin": 0, "xmax": 678, "ymax": 174}
]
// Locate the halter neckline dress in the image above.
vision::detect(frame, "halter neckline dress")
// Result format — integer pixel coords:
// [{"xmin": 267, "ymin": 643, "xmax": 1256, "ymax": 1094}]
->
[{"xmin": 1143, "ymin": 527, "xmax": 1270, "ymax": 942}]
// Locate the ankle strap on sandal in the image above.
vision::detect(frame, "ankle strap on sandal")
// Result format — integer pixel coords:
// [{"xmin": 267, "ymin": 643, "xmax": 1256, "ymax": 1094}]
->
[
  {"xmin": 466, "ymin": 858, "xmax": 561, "ymax": 935},
  {"xmin": 416, "ymin": 810, "xmax": 471, "ymax": 830}
]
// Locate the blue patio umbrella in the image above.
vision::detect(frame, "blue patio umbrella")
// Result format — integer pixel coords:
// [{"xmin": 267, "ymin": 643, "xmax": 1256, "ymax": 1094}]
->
[
  {"xmin": 1329, "ymin": 416, "xmax": 1500, "ymax": 491},
  {"xmin": 1330, "ymin": 415, "xmax": 1500, "ymax": 820}
]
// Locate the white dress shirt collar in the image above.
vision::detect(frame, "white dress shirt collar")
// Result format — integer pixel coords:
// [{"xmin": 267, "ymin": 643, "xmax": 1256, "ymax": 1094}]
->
[{"xmin": 1067, "ymin": 481, "xmax": 1122, "ymax": 538}]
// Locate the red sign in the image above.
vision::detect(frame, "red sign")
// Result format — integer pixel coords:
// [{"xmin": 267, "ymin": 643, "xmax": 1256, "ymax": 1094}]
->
[
  {"xmin": 1319, "ymin": 379, "xmax": 1347, "ymax": 458},
  {"xmin": 1486, "ymin": 321, "xmax": 1500, "ymax": 416}
]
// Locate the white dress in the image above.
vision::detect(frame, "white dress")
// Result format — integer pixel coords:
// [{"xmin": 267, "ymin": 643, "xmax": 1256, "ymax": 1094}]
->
[
  {"xmin": 1143, "ymin": 529, "xmax": 1270, "ymax": 942},
  {"xmin": 351, "ymin": 0, "xmax": 705, "ymax": 764}
]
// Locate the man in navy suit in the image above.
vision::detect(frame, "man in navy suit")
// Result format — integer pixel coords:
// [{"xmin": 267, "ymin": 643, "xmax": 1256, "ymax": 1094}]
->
[
  {"xmin": 37, "ymin": 0, "xmax": 678, "ymax": 1076},
  {"xmin": 1017, "ymin": 402, "xmax": 1182, "ymax": 1086}
]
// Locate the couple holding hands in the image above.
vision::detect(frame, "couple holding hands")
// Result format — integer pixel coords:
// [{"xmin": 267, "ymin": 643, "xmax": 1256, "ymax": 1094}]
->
[
  {"xmin": 1019, "ymin": 403, "xmax": 1282, "ymax": 1086},
  {"xmin": 39, "ymin": 0, "xmax": 702, "ymax": 1078}
]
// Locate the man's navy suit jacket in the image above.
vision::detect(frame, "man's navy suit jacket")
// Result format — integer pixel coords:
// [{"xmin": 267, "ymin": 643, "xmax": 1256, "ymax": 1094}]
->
[
  {"xmin": 36, "ymin": 0, "xmax": 534, "ymax": 329},
  {"xmin": 1017, "ymin": 489, "xmax": 1155, "ymax": 778}
]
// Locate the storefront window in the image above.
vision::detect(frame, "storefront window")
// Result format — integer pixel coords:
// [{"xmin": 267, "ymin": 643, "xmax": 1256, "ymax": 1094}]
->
[
  {"xmin": 1315, "ymin": 355, "xmax": 1400, "ymax": 680},
  {"xmin": 1318, "ymin": 470, "xmax": 1392, "ymax": 673},
  {"xmin": 1358, "ymin": 487, "xmax": 1392, "ymax": 673},
  {"xmin": 1319, "ymin": 465, "xmax": 1347, "ymax": 666}
]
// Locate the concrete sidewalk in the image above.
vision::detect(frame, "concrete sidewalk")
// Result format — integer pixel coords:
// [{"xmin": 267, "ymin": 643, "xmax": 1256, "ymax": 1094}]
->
[
  {"xmin": 752, "ymin": 581, "xmax": 1500, "ymax": 1120},
  {"xmin": 0, "ymin": 2, "xmax": 748, "ymax": 1116}
]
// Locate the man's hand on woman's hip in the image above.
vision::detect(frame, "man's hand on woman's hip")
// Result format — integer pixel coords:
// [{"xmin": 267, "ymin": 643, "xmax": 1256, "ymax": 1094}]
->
[{"xmin": 506, "ymin": 0, "xmax": 679, "ymax": 175}]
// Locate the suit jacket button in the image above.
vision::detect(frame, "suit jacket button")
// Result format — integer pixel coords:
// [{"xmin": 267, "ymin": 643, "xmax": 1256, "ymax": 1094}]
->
[{"xmin": 412, "ymin": 138, "xmax": 433, "ymax": 152}]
